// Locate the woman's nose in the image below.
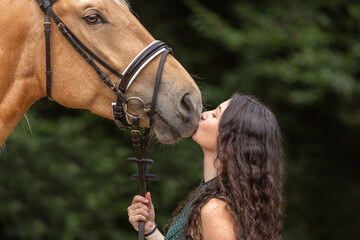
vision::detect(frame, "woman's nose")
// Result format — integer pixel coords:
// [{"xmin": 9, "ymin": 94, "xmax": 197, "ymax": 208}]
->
[{"xmin": 201, "ymin": 112, "xmax": 208, "ymax": 120}]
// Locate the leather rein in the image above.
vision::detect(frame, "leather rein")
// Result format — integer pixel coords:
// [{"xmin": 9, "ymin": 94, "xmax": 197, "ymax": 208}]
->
[{"xmin": 35, "ymin": 1, "xmax": 172, "ymax": 239}]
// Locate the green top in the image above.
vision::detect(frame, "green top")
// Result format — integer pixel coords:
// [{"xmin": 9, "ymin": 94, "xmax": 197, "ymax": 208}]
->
[{"xmin": 164, "ymin": 179, "xmax": 212, "ymax": 240}]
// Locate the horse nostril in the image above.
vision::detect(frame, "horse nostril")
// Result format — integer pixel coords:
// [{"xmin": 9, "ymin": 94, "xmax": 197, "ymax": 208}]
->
[
  {"xmin": 179, "ymin": 93, "xmax": 196, "ymax": 122},
  {"xmin": 181, "ymin": 93, "xmax": 193, "ymax": 112}
]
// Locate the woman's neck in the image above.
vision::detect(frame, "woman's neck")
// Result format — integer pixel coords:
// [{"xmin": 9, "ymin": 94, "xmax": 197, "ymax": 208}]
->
[{"xmin": 203, "ymin": 149, "xmax": 218, "ymax": 182}]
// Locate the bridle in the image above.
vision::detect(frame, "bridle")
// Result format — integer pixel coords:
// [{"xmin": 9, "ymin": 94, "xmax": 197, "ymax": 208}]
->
[
  {"xmin": 35, "ymin": 0, "xmax": 172, "ymax": 130},
  {"xmin": 35, "ymin": 1, "xmax": 172, "ymax": 239}
]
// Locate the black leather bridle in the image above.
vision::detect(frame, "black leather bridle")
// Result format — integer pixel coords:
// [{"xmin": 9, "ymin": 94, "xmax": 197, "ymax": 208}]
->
[{"xmin": 35, "ymin": 1, "xmax": 172, "ymax": 239}]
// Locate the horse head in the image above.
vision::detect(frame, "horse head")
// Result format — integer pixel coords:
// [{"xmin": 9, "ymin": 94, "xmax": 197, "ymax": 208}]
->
[{"xmin": 0, "ymin": 0, "xmax": 202, "ymax": 144}]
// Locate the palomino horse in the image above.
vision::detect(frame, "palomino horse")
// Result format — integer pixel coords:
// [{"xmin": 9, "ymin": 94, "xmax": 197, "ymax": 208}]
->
[{"xmin": 0, "ymin": 0, "xmax": 202, "ymax": 145}]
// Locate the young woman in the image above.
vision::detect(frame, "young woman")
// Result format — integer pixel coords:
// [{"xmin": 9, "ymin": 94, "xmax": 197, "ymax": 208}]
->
[{"xmin": 127, "ymin": 93, "xmax": 284, "ymax": 240}]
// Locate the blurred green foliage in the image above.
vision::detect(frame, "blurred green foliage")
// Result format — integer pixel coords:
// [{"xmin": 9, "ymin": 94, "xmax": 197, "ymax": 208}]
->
[{"xmin": 1, "ymin": 0, "xmax": 360, "ymax": 239}]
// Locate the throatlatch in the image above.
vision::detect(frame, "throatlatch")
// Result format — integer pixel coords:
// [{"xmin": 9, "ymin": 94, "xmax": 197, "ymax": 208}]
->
[{"xmin": 35, "ymin": 1, "xmax": 173, "ymax": 239}]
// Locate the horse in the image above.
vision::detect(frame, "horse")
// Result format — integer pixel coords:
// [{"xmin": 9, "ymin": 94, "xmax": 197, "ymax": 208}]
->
[{"xmin": 0, "ymin": 0, "xmax": 202, "ymax": 146}]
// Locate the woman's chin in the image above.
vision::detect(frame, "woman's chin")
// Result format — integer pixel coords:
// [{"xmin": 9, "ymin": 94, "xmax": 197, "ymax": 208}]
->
[{"xmin": 191, "ymin": 129, "xmax": 199, "ymax": 142}]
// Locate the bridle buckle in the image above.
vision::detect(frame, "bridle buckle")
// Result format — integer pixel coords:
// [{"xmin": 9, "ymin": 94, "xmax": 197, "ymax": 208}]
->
[
  {"xmin": 57, "ymin": 22, "xmax": 65, "ymax": 29},
  {"xmin": 131, "ymin": 129, "xmax": 140, "ymax": 135}
]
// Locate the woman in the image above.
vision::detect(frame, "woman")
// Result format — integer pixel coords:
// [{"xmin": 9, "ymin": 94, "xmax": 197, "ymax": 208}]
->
[{"xmin": 127, "ymin": 93, "xmax": 284, "ymax": 240}]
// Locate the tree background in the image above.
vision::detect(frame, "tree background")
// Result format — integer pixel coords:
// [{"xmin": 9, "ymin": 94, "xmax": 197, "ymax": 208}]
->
[{"xmin": 1, "ymin": 0, "xmax": 360, "ymax": 239}]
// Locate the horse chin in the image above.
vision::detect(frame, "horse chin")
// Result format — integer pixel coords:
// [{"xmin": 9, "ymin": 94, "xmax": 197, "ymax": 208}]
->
[
  {"xmin": 152, "ymin": 114, "xmax": 197, "ymax": 144},
  {"xmin": 153, "ymin": 127, "xmax": 182, "ymax": 144}
]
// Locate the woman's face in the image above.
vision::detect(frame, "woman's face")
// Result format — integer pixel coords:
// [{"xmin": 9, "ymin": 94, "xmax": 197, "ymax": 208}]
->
[{"xmin": 192, "ymin": 100, "xmax": 231, "ymax": 152}]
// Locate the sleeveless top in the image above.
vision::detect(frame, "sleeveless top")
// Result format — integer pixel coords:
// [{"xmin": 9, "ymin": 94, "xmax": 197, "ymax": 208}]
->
[{"xmin": 164, "ymin": 179, "xmax": 226, "ymax": 240}]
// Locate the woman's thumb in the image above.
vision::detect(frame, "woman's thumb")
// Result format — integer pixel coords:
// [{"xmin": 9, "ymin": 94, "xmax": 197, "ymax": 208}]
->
[{"xmin": 145, "ymin": 192, "xmax": 153, "ymax": 207}]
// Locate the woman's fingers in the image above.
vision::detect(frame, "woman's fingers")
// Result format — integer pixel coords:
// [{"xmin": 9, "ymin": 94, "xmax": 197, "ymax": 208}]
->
[
  {"xmin": 130, "ymin": 208, "xmax": 150, "ymax": 218},
  {"xmin": 129, "ymin": 214, "xmax": 147, "ymax": 223},
  {"xmin": 127, "ymin": 202, "xmax": 149, "ymax": 213},
  {"xmin": 129, "ymin": 214, "xmax": 147, "ymax": 231},
  {"xmin": 132, "ymin": 195, "xmax": 149, "ymax": 205}
]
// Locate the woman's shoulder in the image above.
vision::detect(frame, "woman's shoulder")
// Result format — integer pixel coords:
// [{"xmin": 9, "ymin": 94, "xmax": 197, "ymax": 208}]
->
[
  {"xmin": 201, "ymin": 197, "xmax": 232, "ymax": 221},
  {"xmin": 200, "ymin": 198, "xmax": 236, "ymax": 239}
]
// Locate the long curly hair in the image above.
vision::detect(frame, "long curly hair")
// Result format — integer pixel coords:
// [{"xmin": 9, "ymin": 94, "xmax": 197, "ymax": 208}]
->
[{"xmin": 166, "ymin": 93, "xmax": 284, "ymax": 240}]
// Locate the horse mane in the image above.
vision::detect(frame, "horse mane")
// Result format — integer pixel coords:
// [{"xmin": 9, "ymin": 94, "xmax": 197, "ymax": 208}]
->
[
  {"xmin": 0, "ymin": 114, "xmax": 32, "ymax": 159},
  {"xmin": 0, "ymin": 143, "xmax": 7, "ymax": 159},
  {"xmin": 114, "ymin": 0, "xmax": 131, "ymax": 8}
]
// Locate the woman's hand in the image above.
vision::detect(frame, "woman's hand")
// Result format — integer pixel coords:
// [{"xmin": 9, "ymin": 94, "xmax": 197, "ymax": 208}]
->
[{"xmin": 127, "ymin": 192, "xmax": 156, "ymax": 234}]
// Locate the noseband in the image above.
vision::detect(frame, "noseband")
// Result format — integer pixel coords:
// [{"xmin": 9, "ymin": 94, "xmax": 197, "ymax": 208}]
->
[{"xmin": 35, "ymin": 1, "xmax": 172, "ymax": 239}]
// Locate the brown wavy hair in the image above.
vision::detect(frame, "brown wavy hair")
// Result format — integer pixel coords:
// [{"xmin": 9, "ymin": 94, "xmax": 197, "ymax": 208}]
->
[{"xmin": 165, "ymin": 93, "xmax": 284, "ymax": 240}]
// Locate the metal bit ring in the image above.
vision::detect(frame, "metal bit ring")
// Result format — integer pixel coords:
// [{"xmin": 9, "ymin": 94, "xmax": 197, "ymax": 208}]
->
[{"xmin": 123, "ymin": 97, "xmax": 150, "ymax": 119}]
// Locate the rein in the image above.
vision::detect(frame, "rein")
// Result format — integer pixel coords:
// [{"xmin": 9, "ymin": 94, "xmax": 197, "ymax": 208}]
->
[{"xmin": 35, "ymin": 1, "xmax": 172, "ymax": 239}]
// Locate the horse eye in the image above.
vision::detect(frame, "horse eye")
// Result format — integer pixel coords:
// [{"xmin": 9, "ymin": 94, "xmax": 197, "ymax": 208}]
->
[{"xmin": 83, "ymin": 14, "xmax": 104, "ymax": 25}]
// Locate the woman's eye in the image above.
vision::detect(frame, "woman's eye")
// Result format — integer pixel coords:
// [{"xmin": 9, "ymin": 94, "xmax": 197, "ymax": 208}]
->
[
  {"xmin": 83, "ymin": 14, "xmax": 104, "ymax": 25},
  {"xmin": 212, "ymin": 114, "xmax": 216, "ymax": 118}
]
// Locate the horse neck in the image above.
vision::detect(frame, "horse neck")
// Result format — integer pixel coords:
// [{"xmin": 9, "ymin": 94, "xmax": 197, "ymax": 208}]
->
[{"xmin": 0, "ymin": 0, "xmax": 45, "ymax": 145}]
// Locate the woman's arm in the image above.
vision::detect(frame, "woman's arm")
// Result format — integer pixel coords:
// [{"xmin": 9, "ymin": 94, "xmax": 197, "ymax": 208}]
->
[{"xmin": 200, "ymin": 198, "xmax": 236, "ymax": 240}]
